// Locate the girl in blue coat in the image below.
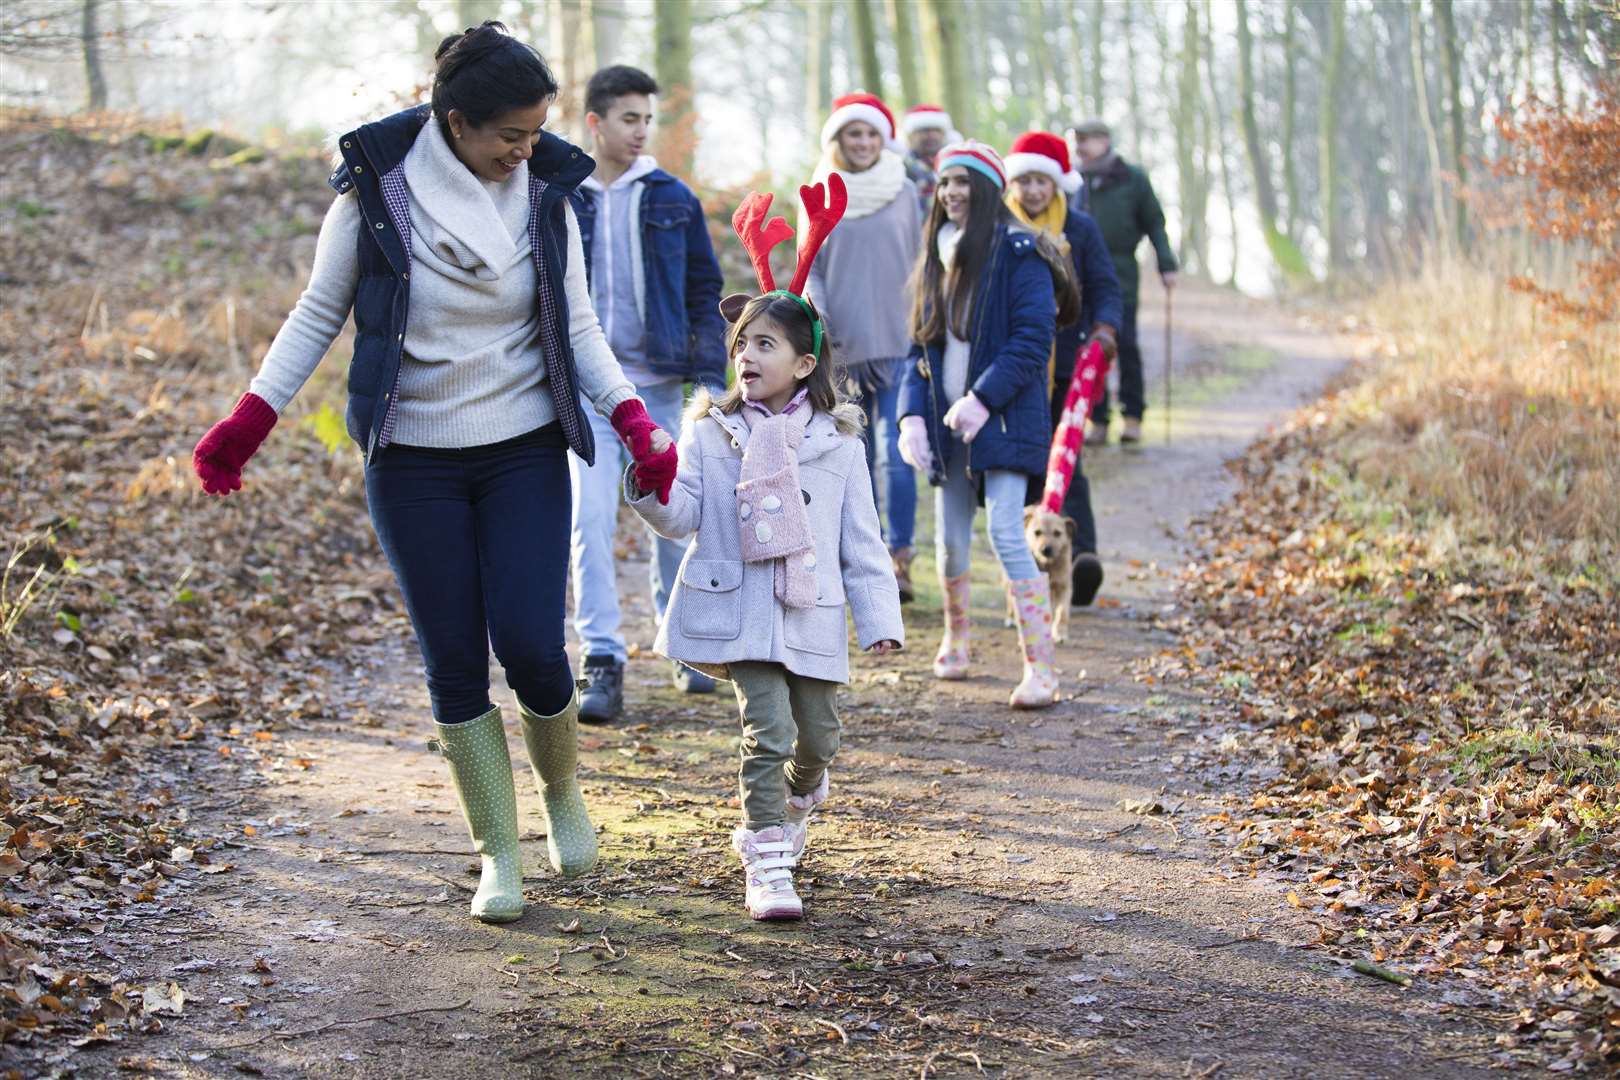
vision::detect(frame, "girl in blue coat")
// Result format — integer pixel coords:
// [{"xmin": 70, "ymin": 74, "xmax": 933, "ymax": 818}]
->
[{"xmin": 897, "ymin": 142, "xmax": 1061, "ymax": 709}]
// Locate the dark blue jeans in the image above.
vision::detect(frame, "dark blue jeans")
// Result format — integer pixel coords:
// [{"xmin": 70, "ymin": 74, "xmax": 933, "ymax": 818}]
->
[
  {"xmin": 853, "ymin": 360, "xmax": 917, "ymax": 551},
  {"xmin": 365, "ymin": 425, "xmax": 575, "ymax": 724},
  {"xmin": 1090, "ymin": 300, "xmax": 1145, "ymax": 423}
]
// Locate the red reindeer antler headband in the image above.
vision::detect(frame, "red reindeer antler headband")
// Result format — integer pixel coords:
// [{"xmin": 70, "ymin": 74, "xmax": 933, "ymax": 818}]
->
[{"xmin": 720, "ymin": 173, "xmax": 848, "ymax": 356}]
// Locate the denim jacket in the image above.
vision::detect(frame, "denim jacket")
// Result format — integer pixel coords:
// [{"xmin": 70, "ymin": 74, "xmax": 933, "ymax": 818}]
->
[{"xmin": 570, "ymin": 170, "xmax": 727, "ymax": 392}]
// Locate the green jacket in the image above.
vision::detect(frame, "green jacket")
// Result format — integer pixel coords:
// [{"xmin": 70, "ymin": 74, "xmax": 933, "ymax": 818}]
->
[{"xmin": 1081, "ymin": 154, "xmax": 1178, "ymax": 303}]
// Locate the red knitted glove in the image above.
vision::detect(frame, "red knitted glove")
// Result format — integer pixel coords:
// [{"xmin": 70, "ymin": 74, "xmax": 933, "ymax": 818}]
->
[
  {"xmin": 611, "ymin": 398, "xmax": 677, "ymax": 505},
  {"xmin": 193, "ymin": 392, "xmax": 278, "ymax": 496}
]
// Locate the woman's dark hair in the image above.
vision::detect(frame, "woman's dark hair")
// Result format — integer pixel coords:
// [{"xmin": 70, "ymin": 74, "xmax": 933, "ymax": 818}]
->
[
  {"xmin": 431, "ymin": 21, "xmax": 558, "ymax": 135},
  {"xmin": 718, "ymin": 294, "xmax": 843, "ymax": 417},
  {"xmin": 909, "ymin": 168, "xmax": 1015, "ymax": 343}
]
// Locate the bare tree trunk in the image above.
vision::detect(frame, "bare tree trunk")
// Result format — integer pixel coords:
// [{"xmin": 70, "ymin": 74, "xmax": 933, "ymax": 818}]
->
[
  {"xmin": 806, "ymin": 0, "xmax": 832, "ymax": 139},
  {"xmin": 1023, "ymin": 0, "xmax": 1056, "ymax": 127},
  {"xmin": 1124, "ymin": 0, "xmax": 1143, "ymax": 158},
  {"xmin": 1318, "ymin": 0, "xmax": 1347, "ymax": 271},
  {"xmin": 591, "ymin": 0, "xmax": 623, "ymax": 67},
  {"xmin": 849, "ymin": 0, "xmax": 885, "ymax": 97},
  {"xmin": 1234, "ymin": 0, "xmax": 1279, "ymax": 238},
  {"xmin": 81, "ymin": 0, "xmax": 107, "ymax": 111},
  {"xmin": 884, "ymin": 0, "xmax": 921, "ymax": 106},
  {"xmin": 1281, "ymin": 0, "xmax": 1299, "ymax": 240},
  {"xmin": 550, "ymin": 1, "xmax": 586, "ymax": 140},
  {"xmin": 1088, "ymin": 0, "xmax": 1105, "ymax": 124},
  {"xmin": 654, "ymin": 0, "xmax": 695, "ymax": 177},
  {"xmin": 1550, "ymin": 0, "xmax": 1565, "ymax": 104},
  {"xmin": 454, "ymin": 0, "xmax": 499, "ymax": 28},
  {"xmin": 1065, "ymin": 0, "xmax": 1090, "ymax": 116},
  {"xmin": 1435, "ymin": 0, "xmax": 1467, "ymax": 249},
  {"xmin": 1407, "ymin": 1, "xmax": 1449, "ymax": 251},
  {"xmin": 919, "ymin": 0, "xmax": 968, "ymax": 134},
  {"xmin": 1175, "ymin": 1, "xmax": 1204, "ymax": 273}
]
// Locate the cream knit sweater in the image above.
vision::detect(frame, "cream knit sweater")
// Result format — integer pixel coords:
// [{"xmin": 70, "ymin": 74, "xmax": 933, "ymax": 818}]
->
[{"xmin": 248, "ymin": 121, "xmax": 635, "ymax": 449}]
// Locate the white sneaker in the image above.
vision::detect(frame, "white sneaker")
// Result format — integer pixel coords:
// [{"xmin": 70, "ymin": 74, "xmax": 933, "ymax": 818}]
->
[
  {"xmin": 784, "ymin": 771, "xmax": 829, "ymax": 858},
  {"xmin": 731, "ymin": 825, "xmax": 802, "ymax": 921}
]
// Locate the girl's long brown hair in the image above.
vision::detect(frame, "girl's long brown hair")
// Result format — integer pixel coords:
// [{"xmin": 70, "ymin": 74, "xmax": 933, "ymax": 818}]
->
[
  {"xmin": 908, "ymin": 168, "xmax": 1014, "ymax": 344},
  {"xmin": 718, "ymin": 294, "xmax": 841, "ymax": 416}
]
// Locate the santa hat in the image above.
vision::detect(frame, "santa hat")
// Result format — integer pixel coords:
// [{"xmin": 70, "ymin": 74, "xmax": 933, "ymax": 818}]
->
[
  {"xmin": 820, "ymin": 93, "xmax": 902, "ymax": 151},
  {"xmin": 935, "ymin": 140, "xmax": 1006, "ymax": 190},
  {"xmin": 901, "ymin": 104, "xmax": 960, "ymax": 140},
  {"xmin": 1004, "ymin": 131, "xmax": 1083, "ymax": 195}
]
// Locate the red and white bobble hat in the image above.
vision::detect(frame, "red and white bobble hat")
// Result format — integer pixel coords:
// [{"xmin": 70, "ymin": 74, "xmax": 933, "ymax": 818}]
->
[
  {"xmin": 1004, "ymin": 130, "xmax": 1083, "ymax": 195},
  {"xmin": 901, "ymin": 104, "xmax": 962, "ymax": 142},
  {"xmin": 820, "ymin": 92, "xmax": 902, "ymax": 151}
]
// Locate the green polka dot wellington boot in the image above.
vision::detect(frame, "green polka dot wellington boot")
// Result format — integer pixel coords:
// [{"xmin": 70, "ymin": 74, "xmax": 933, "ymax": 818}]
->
[
  {"xmin": 430, "ymin": 707, "xmax": 525, "ymax": 924},
  {"xmin": 518, "ymin": 691, "xmax": 599, "ymax": 878}
]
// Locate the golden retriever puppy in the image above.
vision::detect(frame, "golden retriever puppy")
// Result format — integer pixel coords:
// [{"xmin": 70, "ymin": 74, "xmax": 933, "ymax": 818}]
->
[{"xmin": 1013, "ymin": 506, "xmax": 1074, "ymax": 643}]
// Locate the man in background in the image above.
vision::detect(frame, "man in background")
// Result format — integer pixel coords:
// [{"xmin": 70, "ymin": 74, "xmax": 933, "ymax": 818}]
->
[
  {"xmin": 1070, "ymin": 119, "xmax": 1177, "ymax": 447},
  {"xmin": 568, "ymin": 65, "xmax": 729, "ymax": 723}
]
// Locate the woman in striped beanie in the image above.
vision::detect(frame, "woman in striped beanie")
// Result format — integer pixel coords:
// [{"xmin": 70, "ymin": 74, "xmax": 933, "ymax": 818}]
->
[{"xmin": 896, "ymin": 141, "xmax": 1064, "ymax": 709}]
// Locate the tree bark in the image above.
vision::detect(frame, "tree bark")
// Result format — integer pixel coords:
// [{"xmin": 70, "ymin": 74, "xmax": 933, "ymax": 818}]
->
[
  {"xmin": 1175, "ymin": 1, "xmax": 1204, "ymax": 273},
  {"xmin": 1124, "ymin": 0, "xmax": 1143, "ymax": 158},
  {"xmin": 1281, "ymin": 0, "xmax": 1299, "ymax": 240},
  {"xmin": 81, "ymin": 0, "xmax": 106, "ymax": 111},
  {"xmin": 884, "ymin": 0, "xmax": 920, "ymax": 106},
  {"xmin": 1234, "ymin": 0, "xmax": 1278, "ymax": 235},
  {"xmin": 918, "ymin": 0, "xmax": 968, "ymax": 134},
  {"xmin": 1203, "ymin": 11, "xmax": 1238, "ymax": 285},
  {"xmin": 591, "ymin": 0, "xmax": 623, "ymax": 67},
  {"xmin": 849, "ymin": 0, "xmax": 885, "ymax": 98},
  {"xmin": 806, "ymin": 0, "xmax": 832, "ymax": 140},
  {"xmin": 1435, "ymin": 0, "xmax": 1467, "ymax": 248},
  {"xmin": 1318, "ymin": 0, "xmax": 1347, "ymax": 270},
  {"xmin": 1089, "ymin": 0, "xmax": 1105, "ymax": 127},
  {"xmin": 654, "ymin": 0, "xmax": 695, "ymax": 177},
  {"xmin": 1064, "ymin": 0, "xmax": 1089, "ymax": 117},
  {"xmin": 1407, "ymin": 1, "xmax": 1450, "ymax": 251},
  {"xmin": 1023, "ymin": 0, "xmax": 1056, "ymax": 127}
]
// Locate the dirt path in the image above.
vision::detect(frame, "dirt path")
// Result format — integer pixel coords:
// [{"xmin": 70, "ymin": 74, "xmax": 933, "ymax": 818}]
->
[{"xmin": 62, "ymin": 285, "xmax": 1514, "ymax": 1079}]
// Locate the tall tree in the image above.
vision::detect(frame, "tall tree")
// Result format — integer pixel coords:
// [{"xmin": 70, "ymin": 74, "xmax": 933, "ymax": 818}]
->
[
  {"xmin": 918, "ymin": 0, "xmax": 968, "ymax": 135},
  {"xmin": 454, "ymin": 0, "xmax": 499, "ymax": 28},
  {"xmin": 1023, "ymin": 0, "xmax": 1056, "ymax": 127},
  {"xmin": 1408, "ymin": 0, "xmax": 1451, "ymax": 250},
  {"xmin": 806, "ymin": 0, "xmax": 832, "ymax": 140},
  {"xmin": 883, "ymin": 0, "xmax": 920, "ymax": 106},
  {"xmin": 590, "ymin": 0, "xmax": 623, "ymax": 67},
  {"xmin": 1435, "ymin": 0, "xmax": 1468, "ymax": 248},
  {"xmin": 1318, "ymin": 0, "xmax": 1347, "ymax": 270},
  {"xmin": 1064, "ymin": 0, "xmax": 1089, "ymax": 116},
  {"xmin": 1175, "ymin": 1, "xmax": 1205, "ymax": 272},
  {"xmin": 1281, "ymin": 0, "xmax": 1299, "ymax": 240},
  {"xmin": 1234, "ymin": 0, "xmax": 1280, "ymax": 244},
  {"xmin": 1088, "ymin": 0, "xmax": 1105, "ymax": 123},
  {"xmin": 80, "ymin": 0, "xmax": 105, "ymax": 110},
  {"xmin": 849, "ymin": 0, "xmax": 885, "ymax": 98},
  {"xmin": 1123, "ymin": 0, "xmax": 1143, "ymax": 158},
  {"xmin": 1203, "ymin": 11, "xmax": 1239, "ymax": 284},
  {"xmin": 654, "ymin": 0, "xmax": 695, "ymax": 177}
]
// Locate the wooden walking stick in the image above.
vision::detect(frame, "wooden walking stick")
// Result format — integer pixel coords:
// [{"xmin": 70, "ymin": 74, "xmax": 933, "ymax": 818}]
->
[{"xmin": 1163, "ymin": 285, "xmax": 1173, "ymax": 444}]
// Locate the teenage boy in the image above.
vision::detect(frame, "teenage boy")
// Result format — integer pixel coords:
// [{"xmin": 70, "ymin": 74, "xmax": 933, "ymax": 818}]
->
[{"xmin": 568, "ymin": 65, "xmax": 728, "ymax": 723}]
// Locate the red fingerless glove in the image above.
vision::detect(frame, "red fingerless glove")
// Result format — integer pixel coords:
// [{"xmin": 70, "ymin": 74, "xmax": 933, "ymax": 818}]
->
[
  {"xmin": 193, "ymin": 392, "xmax": 278, "ymax": 496},
  {"xmin": 611, "ymin": 398, "xmax": 678, "ymax": 505}
]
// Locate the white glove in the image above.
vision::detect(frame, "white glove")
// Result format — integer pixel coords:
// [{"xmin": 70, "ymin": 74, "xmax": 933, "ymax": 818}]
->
[
  {"xmin": 942, "ymin": 392, "xmax": 990, "ymax": 444},
  {"xmin": 897, "ymin": 415, "xmax": 934, "ymax": 472}
]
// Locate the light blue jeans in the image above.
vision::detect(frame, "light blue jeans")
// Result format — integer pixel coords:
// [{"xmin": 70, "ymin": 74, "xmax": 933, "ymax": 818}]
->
[
  {"xmin": 568, "ymin": 380, "xmax": 688, "ymax": 663},
  {"xmin": 935, "ymin": 458, "xmax": 1039, "ymax": 582}
]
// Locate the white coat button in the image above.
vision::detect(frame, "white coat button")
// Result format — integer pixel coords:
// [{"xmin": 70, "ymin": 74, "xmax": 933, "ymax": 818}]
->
[
  {"xmin": 761, "ymin": 494, "xmax": 781, "ymax": 512},
  {"xmin": 739, "ymin": 502, "xmax": 752, "ymax": 520},
  {"xmin": 803, "ymin": 553, "xmax": 816, "ymax": 569},
  {"xmin": 754, "ymin": 522, "xmax": 773, "ymax": 544}
]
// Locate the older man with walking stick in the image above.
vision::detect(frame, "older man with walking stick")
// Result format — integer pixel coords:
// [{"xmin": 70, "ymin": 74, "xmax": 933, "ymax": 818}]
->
[{"xmin": 1070, "ymin": 120, "xmax": 1178, "ymax": 447}]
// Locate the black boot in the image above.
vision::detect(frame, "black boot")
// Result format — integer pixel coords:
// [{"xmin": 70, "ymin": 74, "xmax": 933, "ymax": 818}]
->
[
  {"xmin": 1072, "ymin": 553, "xmax": 1104, "ymax": 608},
  {"xmin": 578, "ymin": 654, "xmax": 624, "ymax": 725}
]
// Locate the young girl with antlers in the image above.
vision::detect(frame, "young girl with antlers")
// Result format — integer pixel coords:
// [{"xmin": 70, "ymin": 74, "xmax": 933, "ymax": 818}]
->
[{"xmin": 628, "ymin": 174, "xmax": 904, "ymax": 921}]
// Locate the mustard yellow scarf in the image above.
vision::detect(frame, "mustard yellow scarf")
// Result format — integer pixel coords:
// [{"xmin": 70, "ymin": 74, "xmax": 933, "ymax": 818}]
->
[{"xmin": 1004, "ymin": 189, "xmax": 1071, "ymax": 390}]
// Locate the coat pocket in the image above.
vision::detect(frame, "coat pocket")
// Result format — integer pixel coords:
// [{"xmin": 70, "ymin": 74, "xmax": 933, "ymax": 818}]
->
[
  {"xmin": 679, "ymin": 559, "xmax": 744, "ymax": 641},
  {"xmin": 783, "ymin": 583, "xmax": 847, "ymax": 657}
]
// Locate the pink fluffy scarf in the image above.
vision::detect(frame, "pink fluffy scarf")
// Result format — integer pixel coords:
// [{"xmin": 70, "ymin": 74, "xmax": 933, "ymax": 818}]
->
[{"xmin": 736, "ymin": 404, "xmax": 818, "ymax": 609}]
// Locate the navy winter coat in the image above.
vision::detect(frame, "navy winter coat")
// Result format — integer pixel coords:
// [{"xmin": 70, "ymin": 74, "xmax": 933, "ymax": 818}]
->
[
  {"xmin": 569, "ymin": 171, "xmax": 728, "ymax": 392},
  {"xmin": 898, "ymin": 224, "xmax": 1058, "ymax": 481},
  {"xmin": 327, "ymin": 105, "xmax": 599, "ymax": 464},
  {"xmin": 1055, "ymin": 206, "xmax": 1124, "ymax": 385}
]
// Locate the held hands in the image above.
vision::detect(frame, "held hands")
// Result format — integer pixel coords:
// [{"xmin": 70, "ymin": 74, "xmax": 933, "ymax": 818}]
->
[
  {"xmin": 942, "ymin": 392, "xmax": 990, "ymax": 444},
  {"xmin": 1088, "ymin": 325, "xmax": 1119, "ymax": 363},
  {"xmin": 897, "ymin": 415, "xmax": 934, "ymax": 472},
  {"xmin": 611, "ymin": 398, "xmax": 678, "ymax": 505},
  {"xmin": 866, "ymin": 640, "xmax": 901, "ymax": 655},
  {"xmin": 1161, "ymin": 271, "xmax": 1179, "ymax": 291},
  {"xmin": 193, "ymin": 392, "xmax": 278, "ymax": 496}
]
